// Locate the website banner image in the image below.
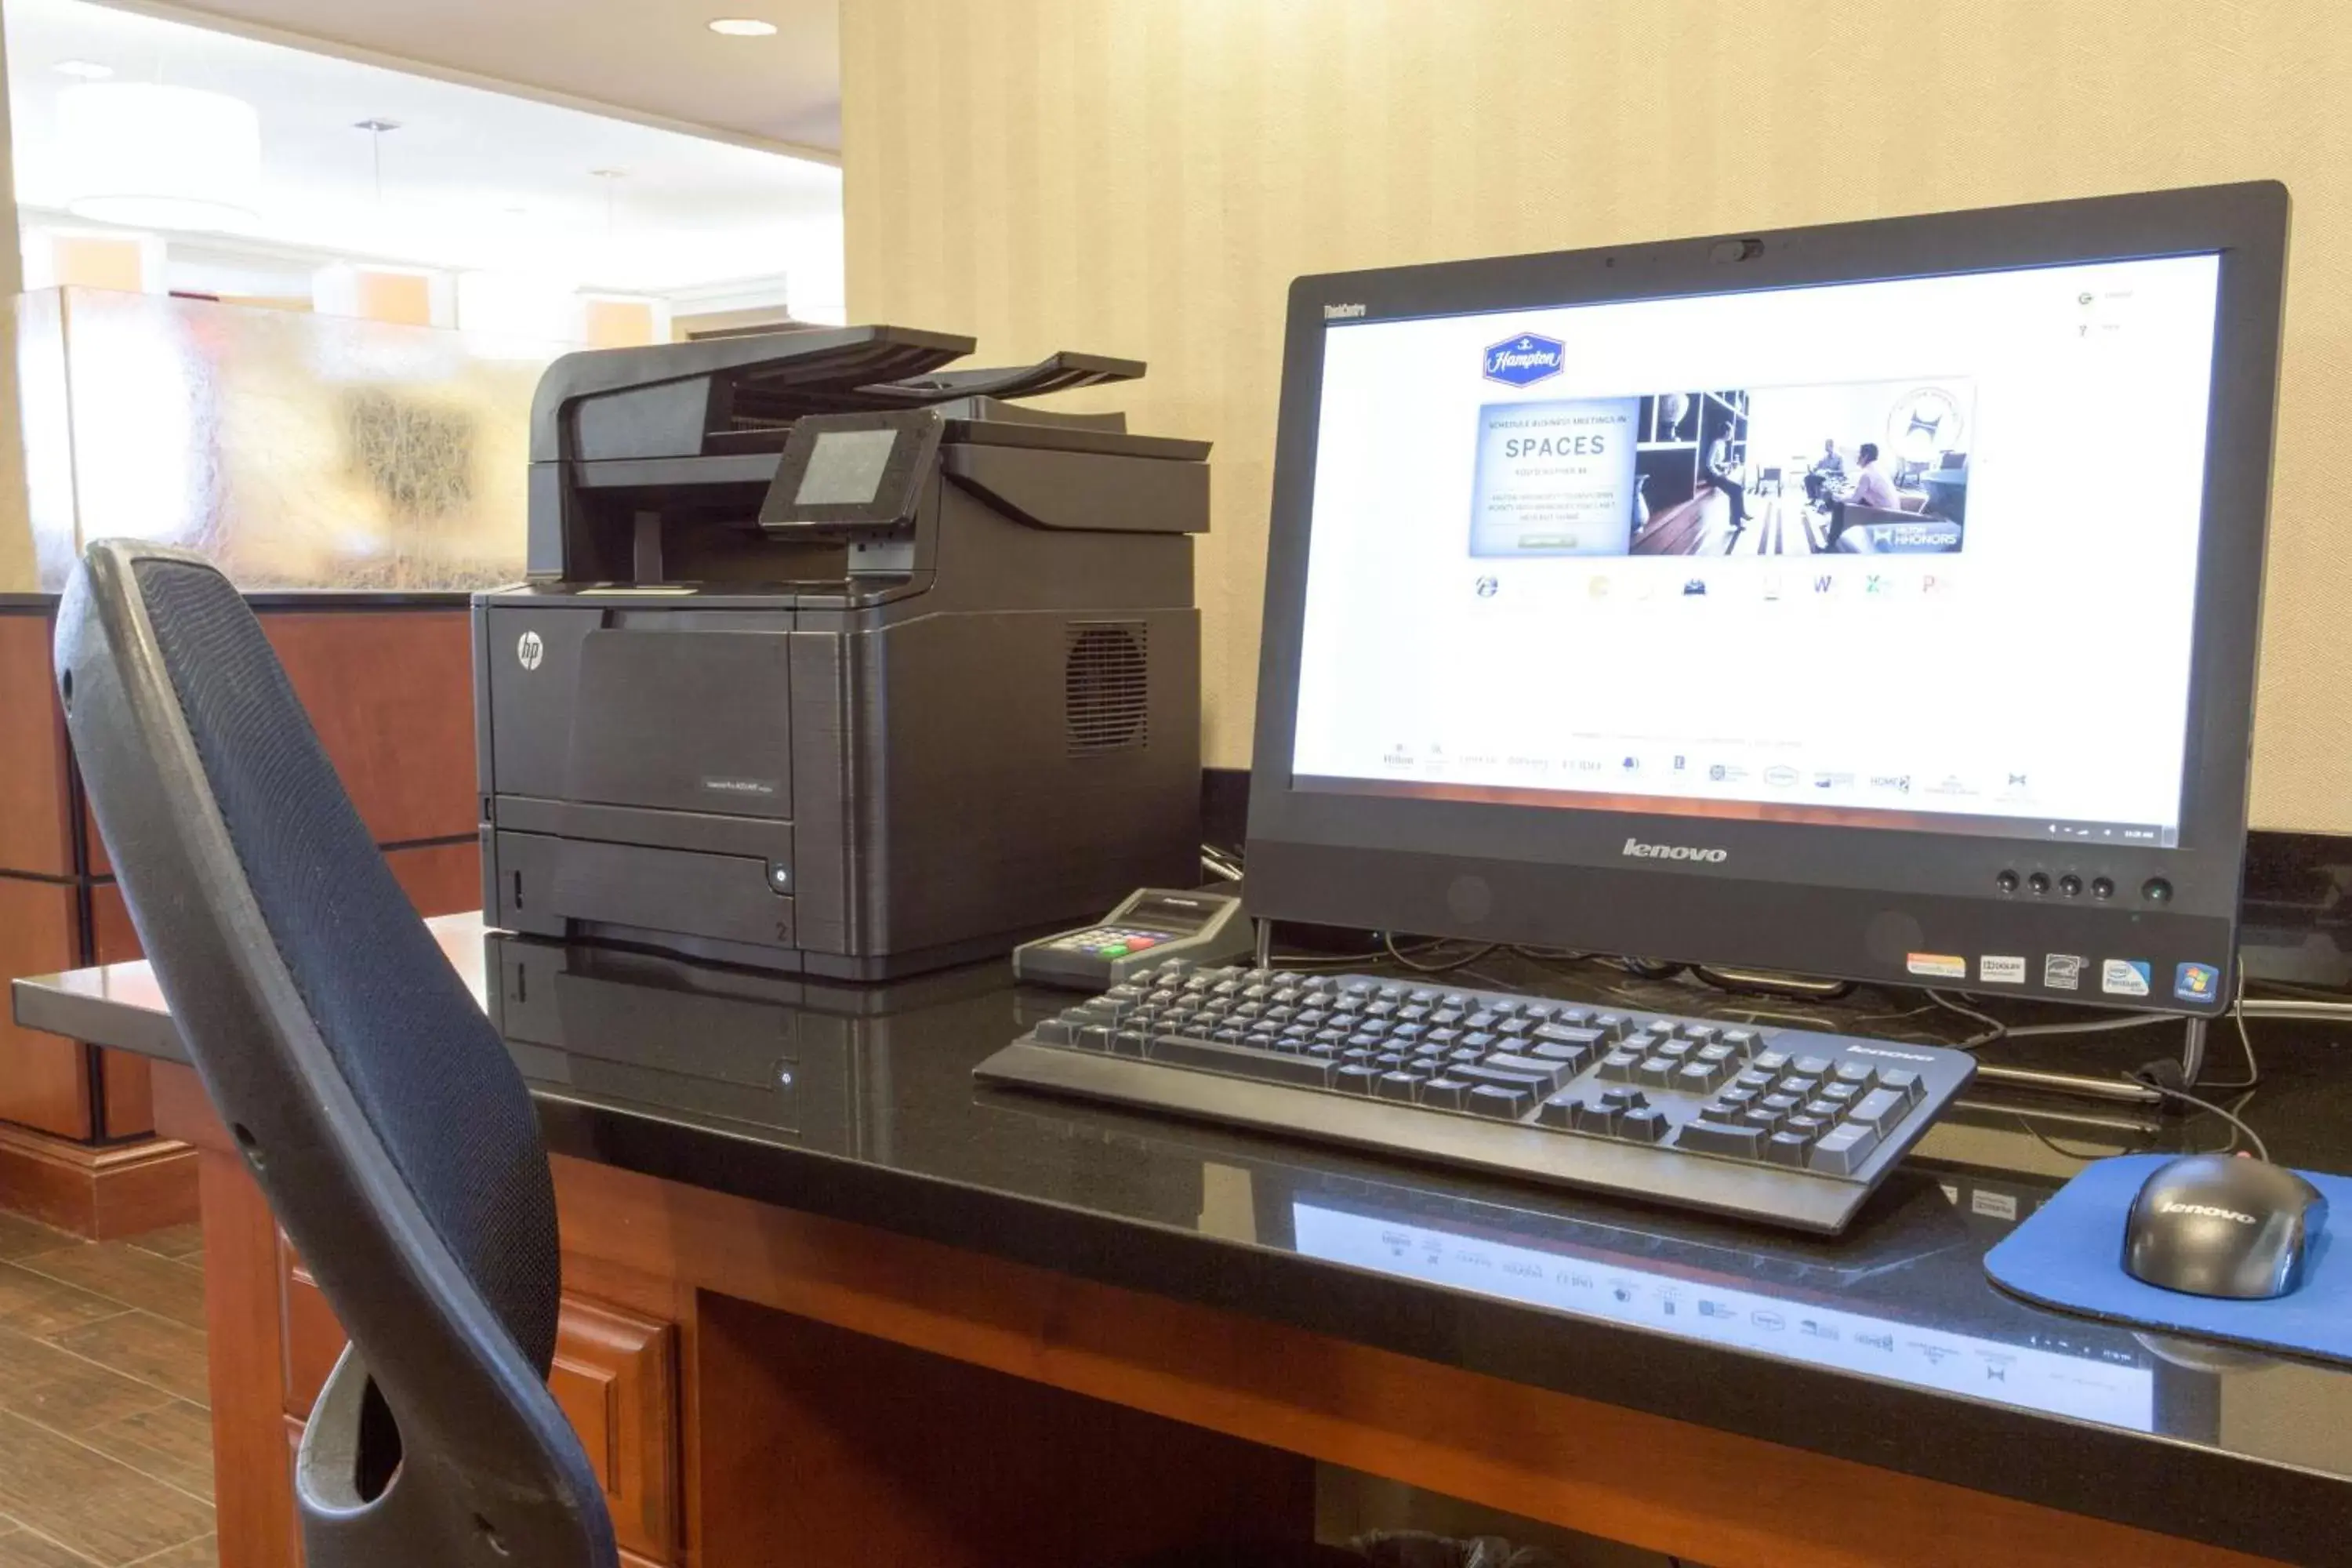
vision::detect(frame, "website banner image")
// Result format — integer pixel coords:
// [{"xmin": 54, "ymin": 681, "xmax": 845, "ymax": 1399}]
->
[{"xmin": 1470, "ymin": 379, "xmax": 1975, "ymax": 560}]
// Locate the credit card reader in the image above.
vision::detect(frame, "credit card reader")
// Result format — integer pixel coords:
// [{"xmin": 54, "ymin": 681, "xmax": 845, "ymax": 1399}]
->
[{"xmin": 1012, "ymin": 887, "xmax": 1251, "ymax": 990}]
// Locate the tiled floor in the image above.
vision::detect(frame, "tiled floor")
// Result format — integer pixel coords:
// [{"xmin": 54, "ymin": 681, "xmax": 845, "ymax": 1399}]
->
[{"xmin": 0, "ymin": 1210, "xmax": 214, "ymax": 1568}]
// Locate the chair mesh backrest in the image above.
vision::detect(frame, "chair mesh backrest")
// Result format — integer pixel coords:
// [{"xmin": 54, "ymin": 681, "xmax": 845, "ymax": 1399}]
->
[{"xmin": 135, "ymin": 558, "xmax": 561, "ymax": 1375}]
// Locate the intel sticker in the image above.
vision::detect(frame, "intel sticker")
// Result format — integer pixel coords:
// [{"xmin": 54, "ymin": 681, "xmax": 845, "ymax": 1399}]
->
[
  {"xmin": 1978, "ymin": 956, "xmax": 2025, "ymax": 985},
  {"xmin": 2101, "ymin": 960, "xmax": 2152, "ymax": 998},
  {"xmin": 2174, "ymin": 962, "xmax": 2222, "ymax": 1004},
  {"xmin": 1483, "ymin": 332, "xmax": 1565, "ymax": 387}
]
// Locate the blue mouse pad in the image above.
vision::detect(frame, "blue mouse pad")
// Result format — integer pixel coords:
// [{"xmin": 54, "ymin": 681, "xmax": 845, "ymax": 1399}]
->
[{"xmin": 1984, "ymin": 1153, "xmax": 2352, "ymax": 1367}]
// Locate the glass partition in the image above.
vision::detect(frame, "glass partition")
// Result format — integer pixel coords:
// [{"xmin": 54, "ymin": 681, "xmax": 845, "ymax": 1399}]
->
[{"xmin": 5, "ymin": 287, "xmax": 561, "ymax": 591}]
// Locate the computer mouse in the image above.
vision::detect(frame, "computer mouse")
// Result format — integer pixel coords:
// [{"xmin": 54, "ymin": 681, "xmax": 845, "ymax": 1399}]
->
[{"xmin": 2123, "ymin": 1153, "xmax": 2326, "ymax": 1300}]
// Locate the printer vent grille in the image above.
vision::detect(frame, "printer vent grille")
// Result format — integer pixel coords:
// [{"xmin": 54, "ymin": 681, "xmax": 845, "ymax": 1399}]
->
[{"xmin": 1065, "ymin": 622, "xmax": 1149, "ymax": 755}]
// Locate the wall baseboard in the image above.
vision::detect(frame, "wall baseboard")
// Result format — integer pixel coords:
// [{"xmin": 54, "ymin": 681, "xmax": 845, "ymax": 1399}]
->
[{"xmin": 0, "ymin": 1120, "xmax": 196, "ymax": 1239}]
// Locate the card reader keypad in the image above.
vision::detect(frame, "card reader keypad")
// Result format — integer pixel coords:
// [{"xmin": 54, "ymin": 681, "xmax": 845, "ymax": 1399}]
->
[{"xmin": 1043, "ymin": 927, "xmax": 1171, "ymax": 960}]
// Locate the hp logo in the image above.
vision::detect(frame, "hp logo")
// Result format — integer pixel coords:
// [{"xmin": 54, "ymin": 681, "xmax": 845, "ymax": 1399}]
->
[{"xmin": 516, "ymin": 630, "xmax": 544, "ymax": 672}]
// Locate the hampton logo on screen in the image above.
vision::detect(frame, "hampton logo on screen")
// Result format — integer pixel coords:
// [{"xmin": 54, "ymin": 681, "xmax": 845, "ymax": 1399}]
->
[{"xmin": 1483, "ymin": 333, "xmax": 1565, "ymax": 387}]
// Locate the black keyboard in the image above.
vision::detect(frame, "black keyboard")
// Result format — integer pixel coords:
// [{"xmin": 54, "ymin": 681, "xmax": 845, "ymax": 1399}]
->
[{"xmin": 975, "ymin": 961, "xmax": 1976, "ymax": 1233}]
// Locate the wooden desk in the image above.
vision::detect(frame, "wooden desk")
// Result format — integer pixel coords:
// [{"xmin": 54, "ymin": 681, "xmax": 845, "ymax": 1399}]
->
[{"xmin": 19, "ymin": 922, "xmax": 2341, "ymax": 1568}]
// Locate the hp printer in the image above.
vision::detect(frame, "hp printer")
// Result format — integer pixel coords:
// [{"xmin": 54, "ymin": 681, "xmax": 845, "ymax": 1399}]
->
[{"xmin": 474, "ymin": 326, "xmax": 1206, "ymax": 978}]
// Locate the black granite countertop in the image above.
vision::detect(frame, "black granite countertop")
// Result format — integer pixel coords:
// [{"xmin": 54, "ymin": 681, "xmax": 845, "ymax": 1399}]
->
[{"xmin": 17, "ymin": 915, "xmax": 2352, "ymax": 1565}]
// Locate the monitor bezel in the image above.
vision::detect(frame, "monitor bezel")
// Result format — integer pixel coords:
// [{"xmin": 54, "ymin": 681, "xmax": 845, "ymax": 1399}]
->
[{"xmin": 1245, "ymin": 183, "xmax": 2288, "ymax": 1012}]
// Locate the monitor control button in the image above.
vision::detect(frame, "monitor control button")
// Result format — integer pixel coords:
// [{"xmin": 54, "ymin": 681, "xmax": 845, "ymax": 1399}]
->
[
  {"xmin": 2059, "ymin": 874, "xmax": 2083, "ymax": 898},
  {"xmin": 2092, "ymin": 877, "xmax": 2115, "ymax": 900},
  {"xmin": 2027, "ymin": 872, "xmax": 2051, "ymax": 895},
  {"xmin": 1995, "ymin": 869, "xmax": 2020, "ymax": 893},
  {"xmin": 2143, "ymin": 877, "xmax": 2173, "ymax": 903}
]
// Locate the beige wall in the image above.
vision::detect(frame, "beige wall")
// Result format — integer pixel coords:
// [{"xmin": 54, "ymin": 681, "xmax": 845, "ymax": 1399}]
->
[{"xmin": 844, "ymin": 0, "xmax": 2352, "ymax": 831}]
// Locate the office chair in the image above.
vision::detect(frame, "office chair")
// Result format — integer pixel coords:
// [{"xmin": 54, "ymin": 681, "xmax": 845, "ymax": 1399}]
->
[{"xmin": 56, "ymin": 541, "xmax": 1359, "ymax": 1568}]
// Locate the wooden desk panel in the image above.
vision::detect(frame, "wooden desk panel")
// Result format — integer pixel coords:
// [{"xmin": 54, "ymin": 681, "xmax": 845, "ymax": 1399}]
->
[
  {"xmin": 265, "ymin": 611, "xmax": 477, "ymax": 848},
  {"xmin": 691, "ymin": 1292, "xmax": 1315, "ymax": 1568},
  {"xmin": 0, "ymin": 613, "xmax": 73, "ymax": 880},
  {"xmin": 84, "ymin": 608, "xmax": 477, "ymax": 876},
  {"xmin": 0, "ymin": 877, "xmax": 90, "ymax": 1138}
]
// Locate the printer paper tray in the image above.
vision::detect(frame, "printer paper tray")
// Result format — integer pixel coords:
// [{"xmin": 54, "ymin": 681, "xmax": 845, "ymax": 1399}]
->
[{"xmin": 495, "ymin": 829, "xmax": 793, "ymax": 953}]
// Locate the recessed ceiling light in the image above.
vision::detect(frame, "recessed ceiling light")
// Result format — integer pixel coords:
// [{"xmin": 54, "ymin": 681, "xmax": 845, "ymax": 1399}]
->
[
  {"xmin": 53, "ymin": 60, "xmax": 114, "ymax": 79},
  {"xmin": 707, "ymin": 17, "xmax": 778, "ymax": 36}
]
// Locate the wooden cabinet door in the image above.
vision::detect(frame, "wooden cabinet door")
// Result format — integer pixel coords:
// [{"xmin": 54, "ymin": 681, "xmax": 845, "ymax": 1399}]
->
[{"xmin": 550, "ymin": 1299, "xmax": 681, "ymax": 1564}]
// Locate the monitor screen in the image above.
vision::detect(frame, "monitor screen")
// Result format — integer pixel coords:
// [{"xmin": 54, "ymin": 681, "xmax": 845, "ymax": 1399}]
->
[{"xmin": 1290, "ymin": 255, "xmax": 2223, "ymax": 848}]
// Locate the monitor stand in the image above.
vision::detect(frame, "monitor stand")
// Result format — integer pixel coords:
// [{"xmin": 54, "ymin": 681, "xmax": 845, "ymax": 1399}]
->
[{"xmin": 1974, "ymin": 1019, "xmax": 2205, "ymax": 1104}]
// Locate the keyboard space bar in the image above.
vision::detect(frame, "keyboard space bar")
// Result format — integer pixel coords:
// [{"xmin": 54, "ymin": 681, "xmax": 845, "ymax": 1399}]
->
[{"xmin": 1139, "ymin": 1034, "xmax": 1338, "ymax": 1088}]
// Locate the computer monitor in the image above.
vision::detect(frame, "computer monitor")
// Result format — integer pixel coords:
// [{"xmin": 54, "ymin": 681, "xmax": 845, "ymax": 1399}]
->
[{"xmin": 1246, "ymin": 183, "xmax": 2288, "ymax": 1014}]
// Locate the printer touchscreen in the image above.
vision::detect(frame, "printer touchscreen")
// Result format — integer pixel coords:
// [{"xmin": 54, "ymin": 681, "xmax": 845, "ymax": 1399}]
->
[
  {"xmin": 797, "ymin": 429, "xmax": 901, "ymax": 505},
  {"xmin": 760, "ymin": 408, "xmax": 944, "ymax": 532}
]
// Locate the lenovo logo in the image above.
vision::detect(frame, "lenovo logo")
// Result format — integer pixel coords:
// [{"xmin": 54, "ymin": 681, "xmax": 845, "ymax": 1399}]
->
[
  {"xmin": 2158, "ymin": 1201, "xmax": 2257, "ymax": 1225},
  {"xmin": 1622, "ymin": 838, "xmax": 1728, "ymax": 864}
]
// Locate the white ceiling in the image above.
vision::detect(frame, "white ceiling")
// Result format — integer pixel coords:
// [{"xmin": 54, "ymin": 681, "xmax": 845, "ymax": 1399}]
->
[
  {"xmin": 5, "ymin": 0, "xmax": 844, "ymax": 302},
  {"xmin": 96, "ymin": 0, "xmax": 840, "ymax": 152}
]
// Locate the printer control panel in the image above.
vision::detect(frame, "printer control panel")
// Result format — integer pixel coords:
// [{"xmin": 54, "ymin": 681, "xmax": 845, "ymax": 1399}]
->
[{"xmin": 759, "ymin": 408, "xmax": 945, "ymax": 534}]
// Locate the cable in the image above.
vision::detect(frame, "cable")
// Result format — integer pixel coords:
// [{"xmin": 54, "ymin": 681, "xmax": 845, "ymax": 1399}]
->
[
  {"xmin": 1843, "ymin": 1000, "xmax": 1941, "ymax": 1028},
  {"xmin": 2000, "ymin": 1013, "xmax": 2180, "ymax": 1039},
  {"xmin": 2013, "ymin": 1114, "xmax": 2145, "ymax": 1166},
  {"xmin": 1274, "ymin": 935, "xmax": 1495, "ymax": 973},
  {"xmin": 1926, "ymin": 990, "xmax": 2211, "ymax": 1051},
  {"xmin": 1273, "ymin": 942, "xmax": 1436, "ymax": 970},
  {"xmin": 1924, "ymin": 989, "xmax": 2007, "ymax": 1049},
  {"xmin": 1379, "ymin": 931, "xmax": 1500, "ymax": 974},
  {"xmin": 2197, "ymin": 975, "xmax": 2263, "ymax": 1092},
  {"xmin": 2133, "ymin": 1074, "xmax": 2270, "ymax": 1163}
]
